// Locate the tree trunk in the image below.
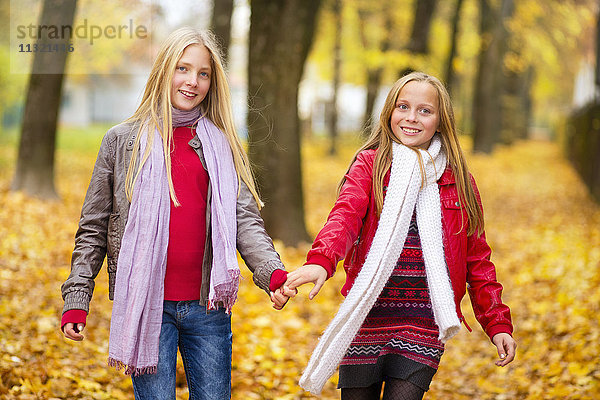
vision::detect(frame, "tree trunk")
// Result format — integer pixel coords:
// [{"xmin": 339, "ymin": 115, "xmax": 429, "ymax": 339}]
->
[
  {"xmin": 359, "ymin": 4, "xmax": 393, "ymax": 134},
  {"xmin": 363, "ymin": 68, "xmax": 383, "ymax": 132},
  {"xmin": 501, "ymin": 70, "xmax": 522, "ymax": 144},
  {"xmin": 472, "ymin": 0, "xmax": 512, "ymax": 153},
  {"xmin": 211, "ymin": 0, "xmax": 234, "ymax": 65},
  {"xmin": 501, "ymin": 65, "xmax": 533, "ymax": 143},
  {"xmin": 518, "ymin": 66, "xmax": 534, "ymax": 140},
  {"xmin": 398, "ymin": 0, "xmax": 437, "ymax": 78},
  {"xmin": 444, "ymin": 0, "xmax": 464, "ymax": 93},
  {"xmin": 328, "ymin": 0, "xmax": 342, "ymax": 156},
  {"xmin": 247, "ymin": 0, "xmax": 321, "ymax": 245},
  {"xmin": 11, "ymin": 0, "xmax": 78, "ymax": 199},
  {"xmin": 406, "ymin": 0, "xmax": 437, "ymax": 54},
  {"xmin": 472, "ymin": 0, "xmax": 498, "ymax": 153},
  {"xmin": 595, "ymin": 3, "xmax": 600, "ymax": 95}
]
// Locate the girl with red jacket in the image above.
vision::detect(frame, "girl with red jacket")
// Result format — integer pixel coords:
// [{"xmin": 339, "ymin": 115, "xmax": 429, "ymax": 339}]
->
[{"xmin": 286, "ymin": 72, "xmax": 516, "ymax": 400}]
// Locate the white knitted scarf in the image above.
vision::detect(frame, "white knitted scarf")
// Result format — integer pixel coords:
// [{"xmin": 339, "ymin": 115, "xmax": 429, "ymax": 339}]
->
[{"xmin": 299, "ymin": 135, "xmax": 461, "ymax": 395}]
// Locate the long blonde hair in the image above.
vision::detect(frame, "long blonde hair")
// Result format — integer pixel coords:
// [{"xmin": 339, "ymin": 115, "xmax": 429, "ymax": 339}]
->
[
  {"xmin": 124, "ymin": 27, "xmax": 262, "ymax": 208},
  {"xmin": 341, "ymin": 71, "xmax": 484, "ymax": 236}
]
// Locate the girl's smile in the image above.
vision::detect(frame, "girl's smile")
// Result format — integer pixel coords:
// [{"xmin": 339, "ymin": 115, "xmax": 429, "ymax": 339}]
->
[
  {"xmin": 179, "ymin": 89, "xmax": 198, "ymax": 99},
  {"xmin": 400, "ymin": 127, "xmax": 421, "ymax": 135},
  {"xmin": 391, "ymin": 81, "xmax": 440, "ymax": 149}
]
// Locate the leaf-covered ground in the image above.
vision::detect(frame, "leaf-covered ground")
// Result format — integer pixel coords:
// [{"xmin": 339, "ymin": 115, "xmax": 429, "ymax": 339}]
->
[{"xmin": 0, "ymin": 130, "xmax": 599, "ymax": 399}]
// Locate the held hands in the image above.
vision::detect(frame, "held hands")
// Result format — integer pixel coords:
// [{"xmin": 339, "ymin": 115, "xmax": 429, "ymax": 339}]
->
[
  {"xmin": 285, "ymin": 264, "xmax": 328, "ymax": 300},
  {"xmin": 63, "ymin": 323, "xmax": 86, "ymax": 341},
  {"xmin": 269, "ymin": 264, "xmax": 327, "ymax": 308},
  {"xmin": 270, "ymin": 286, "xmax": 297, "ymax": 310},
  {"xmin": 492, "ymin": 332, "xmax": 517, "ymax": 367}
]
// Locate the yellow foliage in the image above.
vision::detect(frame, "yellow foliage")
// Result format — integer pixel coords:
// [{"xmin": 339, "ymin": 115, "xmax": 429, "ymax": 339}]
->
[{"xmin": 0, "ymin": 135, "xmax": 599, "ymax": 399}]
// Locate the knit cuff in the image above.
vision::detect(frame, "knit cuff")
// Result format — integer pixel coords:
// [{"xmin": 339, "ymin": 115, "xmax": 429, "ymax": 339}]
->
[
  {"xmin": 62, "ymin": 291, "xmax": 92, "ymax": 314},
  {"xmin": 253, "ymin": 259, "xmax": 286, "ymax": 294},
  {"xmin": 305, "ymin": 254, "xmax": 335, "ymax": 279}
]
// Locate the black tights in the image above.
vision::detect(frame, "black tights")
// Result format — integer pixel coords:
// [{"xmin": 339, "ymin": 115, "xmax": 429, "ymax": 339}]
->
[{"xmin": 341, "ymin": 379, "xmax": 425, "ymax": 400}]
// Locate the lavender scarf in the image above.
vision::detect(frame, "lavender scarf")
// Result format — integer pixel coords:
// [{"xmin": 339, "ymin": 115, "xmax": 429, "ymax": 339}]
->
[
  {"xmin": 108, "ymin": 107, "xmax": 239, "ymax": 375},
  {"xmin": 196, "ymin": 117, "xmax": 240, "ymax": 311}
]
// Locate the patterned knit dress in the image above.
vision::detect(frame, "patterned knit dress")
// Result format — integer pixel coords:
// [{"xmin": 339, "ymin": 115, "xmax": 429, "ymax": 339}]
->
[{"xmin": 338, "ymin": 211, "xmax": 444, "ymax": 391}]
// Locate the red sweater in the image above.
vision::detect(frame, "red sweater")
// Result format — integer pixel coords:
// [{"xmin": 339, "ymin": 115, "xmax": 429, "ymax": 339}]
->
[{"xmin": 163, "ymin": 126, "xmax": 209, "ymax": 300}]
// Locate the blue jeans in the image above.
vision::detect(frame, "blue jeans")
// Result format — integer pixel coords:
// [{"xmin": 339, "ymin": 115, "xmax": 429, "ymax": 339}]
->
[{"xmin": 132, "ymin": 301, "xmax": 232, "ymax": 400}]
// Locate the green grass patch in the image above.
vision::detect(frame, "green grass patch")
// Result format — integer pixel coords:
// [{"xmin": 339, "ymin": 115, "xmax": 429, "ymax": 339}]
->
[
  {"xmin": 0, "ymin": 123, "xmax": 113, "ymax": 182},
  {"xmin": 0, "ymin": 123, "xmax": 112, "ymax": 153},
  {"xmin": 57, "ymin": 123, "xmax": 113, "ymax": 155}
]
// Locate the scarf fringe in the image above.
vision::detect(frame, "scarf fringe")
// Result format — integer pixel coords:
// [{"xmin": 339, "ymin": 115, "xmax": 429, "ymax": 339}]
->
[
  {"xmin": 108, "ymin": 358, "xmax": 157, "ymax": 376},
  {"xmin": 208, "ymin": 272, "xmax": 241, "ymax": 314}
]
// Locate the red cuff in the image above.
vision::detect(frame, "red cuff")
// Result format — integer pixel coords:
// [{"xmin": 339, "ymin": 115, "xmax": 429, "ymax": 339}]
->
[
  {"xmin": 305, "ymin": 254, "xmax": 335, "ymax": 279},
  {"xmin": 269, "ymin": 269, "xmax": 288, "ymax": 292},
  {"xmin": 61, "ymin": 309, "xmax": 87, "ymax": 331},
  {"xmin": 485, "ymin": 323, "xmax": 513, "ymax": 341}
]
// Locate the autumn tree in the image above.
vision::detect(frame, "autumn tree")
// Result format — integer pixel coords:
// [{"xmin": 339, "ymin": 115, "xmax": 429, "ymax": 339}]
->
[
  {"xmin": 444, "ymin": 0, "xmax": 465, "ymax": 93},
  {"xmin": 500, "ymin": 1, "xmax": 531, "ymax": 144},
  {"xmin": 32, "ymin": 2, "xmax": 152, "ymax": 75},
  {"xmin": 327, "ymin": 0, "xmax": 342, "ymax": 155},
  {"xmin": 501, "ymin": 65, "xmax": 533, "ymax": 143},
  {"xmin": 247, "ymin": 0, "xmax": 321, "ymax": 245},
  {"xmin": 406, "ymin": 0, "xmax": 437, "ymax": 54},
  {"xmin": 400, "ymin": 0, "xmax": 437, "ymax": 76},
  {"xmin": 472, "ymin": 0, "xmax": 513, "ymax": 154},
  {"xmin": 357, "ymin": 1, "xmax": 394, "ymax": 133},
  {"xmin": 11, "ymin": 0, "xmax": 77, "ymax": 198},
  {"xmin": 597, "ymin": 4, "xmax": 600, "ymax": 92},
  {"xmin": 0, "ymin": 1, "xmax": 27, "ymax": 127},
  {"xmin": 211, "ymin": 0, "xmax": 234, "ymax": 65}
]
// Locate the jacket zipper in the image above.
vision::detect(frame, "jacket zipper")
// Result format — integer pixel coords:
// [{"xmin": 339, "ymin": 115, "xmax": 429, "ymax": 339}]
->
[{"xmin": 349, "ymin": 234, "xmax": 361, "ymax": 265}]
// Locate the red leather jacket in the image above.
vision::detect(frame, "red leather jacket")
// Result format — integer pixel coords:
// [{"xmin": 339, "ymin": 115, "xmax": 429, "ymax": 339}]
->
[{"xmin": 306, "ymin": 149, "xmax": 513, "ymax": 340}]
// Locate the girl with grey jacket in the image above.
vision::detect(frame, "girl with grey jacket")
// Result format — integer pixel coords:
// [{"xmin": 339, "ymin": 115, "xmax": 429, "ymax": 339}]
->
[{"xmin": 60, "ymin": 27, "xmax": 291, "ymax": 400}]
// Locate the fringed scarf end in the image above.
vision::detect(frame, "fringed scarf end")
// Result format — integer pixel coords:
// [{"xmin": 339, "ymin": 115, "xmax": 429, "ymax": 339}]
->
[
  {"xmin": 108, "ymin": 358, "xmax": 157, "ymax": 376},
  {"xmin": 207, "ymin": 294, "xmax": 237, "ymax": 314},
  {"xmin": 208, "ymin": 277, "xmax": 240, "ymax": 314}
]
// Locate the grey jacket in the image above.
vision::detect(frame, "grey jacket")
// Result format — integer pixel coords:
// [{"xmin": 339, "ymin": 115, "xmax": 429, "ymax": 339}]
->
[{"xmin": 61, "ymin": 121, "xmax": 285, "ymax": 314}]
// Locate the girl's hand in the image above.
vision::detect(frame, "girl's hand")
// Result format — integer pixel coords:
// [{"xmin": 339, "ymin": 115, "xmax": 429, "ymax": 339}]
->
[
  {"xmin": 270, "ymin": 287, "xmax": 291, "ymax": 310},
  {"xmin": 63, "ymin": 323, "xmax": 85, "ymax": 341},
  {"xmin": 285, "ymin": 264, "xmax": 328, "ymax": 300},
  {"xmin": 492, "ymin": 332, "xmax": 516, "ymax": 366}
]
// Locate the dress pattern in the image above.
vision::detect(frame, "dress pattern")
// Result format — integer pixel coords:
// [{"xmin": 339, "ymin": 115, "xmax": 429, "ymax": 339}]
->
[{"xmin": 338, "ymin": 212, "xmax": 444, "ymax": 390}]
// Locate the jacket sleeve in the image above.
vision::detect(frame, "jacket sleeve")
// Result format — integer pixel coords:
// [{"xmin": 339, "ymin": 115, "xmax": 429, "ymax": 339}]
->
[
  {"xmin": 61, "ymin": 130, "xmax": 116, "ymax": 314},
  {"xmin": 235, "ymin": 179, "xmax": 285, "ymax": 294},
  {"xmin": 306, "ymin": 151, "xmax": 374, "ymax": 278},
  {"xmin": 466, "ymin": 176, "xmax": 513, "ymax": 340}
]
